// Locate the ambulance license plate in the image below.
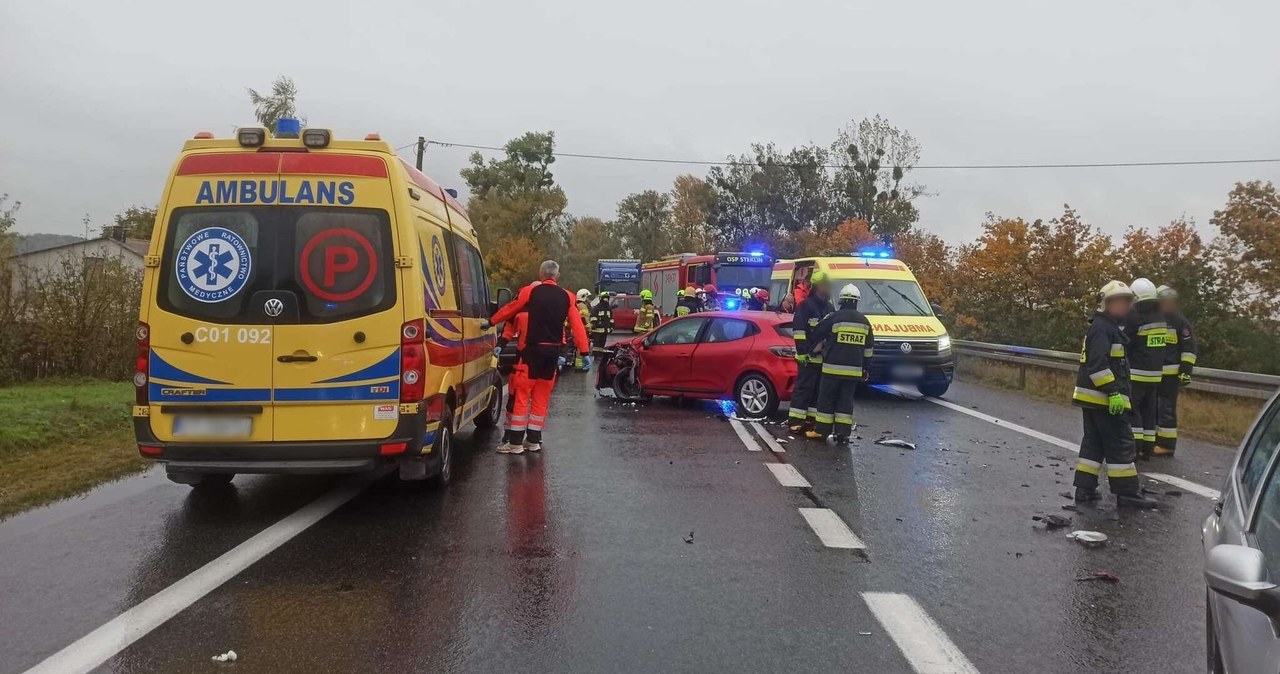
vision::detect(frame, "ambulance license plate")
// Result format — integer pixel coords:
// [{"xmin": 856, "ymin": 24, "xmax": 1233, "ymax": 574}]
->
[
  {"xmin": 173, "ymin": 416, "xmax": 251, "ymax": 437},
  {"xmin": 892, "ymin": 364, "xmax": 925, "ymax": 381}
]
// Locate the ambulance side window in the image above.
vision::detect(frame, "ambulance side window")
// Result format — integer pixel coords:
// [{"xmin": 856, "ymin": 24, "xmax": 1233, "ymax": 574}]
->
[{"xmin": 451, "ymin": 238, "xmax": 488, "ymax": 317}]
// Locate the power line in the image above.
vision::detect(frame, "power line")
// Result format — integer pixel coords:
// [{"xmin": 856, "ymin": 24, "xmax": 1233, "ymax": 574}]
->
[{"xmin": 422, "ymin": 139, "xmax": 1280, "ymax": 171}]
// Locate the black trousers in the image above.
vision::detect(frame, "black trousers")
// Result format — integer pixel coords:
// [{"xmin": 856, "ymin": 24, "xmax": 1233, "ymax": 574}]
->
[
  {"xmin": 1157, "ymin": 376, "xmax": 1180, "ymax": 453},
  {"xmin": 789, "ymin": 361, "xmax": 822, "ymax": 427},
  {"xmin": 590, "ymin": 332, "xmax": 608, "ymax": 354},
  {"xmin": 1129, "ymin": 382, "xmax": 1159, "ymax": 458},
  {"xmin": 1074, "ymin": 408, "xmax": 1139, "ymax": 495},
  {"xmin": 815, "ymin": 375, "xmax": 859, "ymax": 438}
]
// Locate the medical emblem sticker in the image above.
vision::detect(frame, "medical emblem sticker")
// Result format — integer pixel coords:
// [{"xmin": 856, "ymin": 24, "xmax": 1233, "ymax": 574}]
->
[
  {"xmin": 430, "ymin": 236, "xmax": 447, "ymax": 292},
  {"xmin": 175, "ymin": 227, "xmax": 252, "ymax": 303}
]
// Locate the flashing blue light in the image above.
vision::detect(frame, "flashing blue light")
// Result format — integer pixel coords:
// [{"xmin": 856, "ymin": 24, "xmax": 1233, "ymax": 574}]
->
[
  {"xmin": 858, "ymin": 250, "xmax": 876, "ymax": 257},
  {"xmin": 878, "ymin": 251, "xmax": 890, "ymax": 258},
  {"xmin": 857, "ymin": 248, "xmax": 893, "ymax": 259},
  {"xmin": 748, "ymin": 250, "xmax": 764, "ymax": 257},
  {"xmin": 275, "ymin": 117, "xmax": 302, "ymax": 138},
  {"xmin": 724, "ymin": 298, "xmax": 740, "ymax": 310}
]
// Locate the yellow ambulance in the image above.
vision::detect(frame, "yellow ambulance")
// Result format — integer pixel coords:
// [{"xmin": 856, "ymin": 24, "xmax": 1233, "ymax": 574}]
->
[
  {"xmin": 770, "ymin": 251, "xmax": 954, "ymax": 396},
  {"xmin": 133, "ymin": 119, "xmax": 507, "ymax": 487}
]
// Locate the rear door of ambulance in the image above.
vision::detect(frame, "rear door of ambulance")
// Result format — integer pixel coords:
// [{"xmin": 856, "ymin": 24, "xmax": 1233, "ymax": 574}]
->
[{"xmin": 268, "ymin": 153, "xmax": 405, "ymax": 442}]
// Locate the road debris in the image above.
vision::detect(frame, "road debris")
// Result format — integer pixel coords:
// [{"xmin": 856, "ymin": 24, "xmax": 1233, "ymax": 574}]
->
[
  {"xmin": 1032, "ymin": 514, "xmax": 1073, "ymax": 529},
  {"xmin": 212, "ymin": 650, "xmax": 238, "ymax": 663},
  {"xmin": 683, "ymin": 531, "xmax": 695, "ymax": 544},
  {"xmin": 1075, "ymin": 571, "xmax": 1120, "ymax": 584},
  {"xmin": 1067, "ymin": 530, "xmax": 1109, "ymax": 548},
  {"xmin": 875, "ymin": 438, "xmax": 916, "ymax": 450}
]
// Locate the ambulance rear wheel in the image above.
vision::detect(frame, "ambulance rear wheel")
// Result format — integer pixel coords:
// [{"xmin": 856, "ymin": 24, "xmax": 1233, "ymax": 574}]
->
[
  {"xmin": 474, "ymin": 382, "xmax": 503, "ymax": 429},
  {"xmin": 431, "ymin": 410, "xmax": 455, "ymax": 486}
]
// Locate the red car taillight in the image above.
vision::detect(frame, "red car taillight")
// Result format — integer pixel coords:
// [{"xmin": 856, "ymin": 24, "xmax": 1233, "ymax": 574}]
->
[
  {"xmin": 769, "ymin": 345, "xmax": 796, "ymax": 359},
  {"xmin": 134, "ymin": 322, "xmax": 150, "ymax": 405},
  {"xmin": 400, "ymin": 319, "xmax": 426, "ymax": 403}
]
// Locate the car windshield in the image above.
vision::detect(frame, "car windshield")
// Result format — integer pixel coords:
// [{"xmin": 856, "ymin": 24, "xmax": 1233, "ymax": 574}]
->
[
  {"xmin": 831, "ymin": 278, "xmax": 933, "ymax": 317},
  {"xmin": 157, "ymin": 206, "xmax": 396, "ymax": 324},
  {"xmin": 714, "ymin": 264, "xmax": 772, "ymax": 291}
]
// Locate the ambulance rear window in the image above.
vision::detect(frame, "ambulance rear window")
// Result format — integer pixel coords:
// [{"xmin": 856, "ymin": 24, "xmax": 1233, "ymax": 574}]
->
[{"xmin": 158, "ymin": 206, "xmax": 395, "ymax": 324}]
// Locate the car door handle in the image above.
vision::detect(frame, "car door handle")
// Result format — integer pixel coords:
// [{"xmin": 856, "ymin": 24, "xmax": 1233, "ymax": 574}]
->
[{"xmin": 277, "ymin": 354, "xmax": 318, "ymax": 363}]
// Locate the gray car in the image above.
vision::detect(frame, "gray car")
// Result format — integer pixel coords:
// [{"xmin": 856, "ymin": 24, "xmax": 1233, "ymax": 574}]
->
[{"xmin": 1203, "ymin": 389, "xmax": 1280, "ymax": 673}]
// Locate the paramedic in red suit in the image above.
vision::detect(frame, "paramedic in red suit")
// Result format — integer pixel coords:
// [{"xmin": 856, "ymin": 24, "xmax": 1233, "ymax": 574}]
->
[{"xmin": 488, "ymin": 260, "xmax": 590, "ymax": 454}]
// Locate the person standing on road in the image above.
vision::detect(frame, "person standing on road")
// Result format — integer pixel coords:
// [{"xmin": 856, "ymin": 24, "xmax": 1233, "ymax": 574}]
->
[
  {"xmin": 676, "ymin": 289, "xmax": 699, "ymax": 316},
  {"xmin": 634, "ymin": 289, "xmax": 657, "ymax": 333},
  {"xmin": 746, "ymin": 288, "xmax": 770, "ymax": 311},
  {"xmin": 789, "ymin": 271, "xmax": 834, "ymax": 435},
  {"xmin": 589, "ymin": 291, "xmax": 614, "ymax": 359},
  {"xmin": 1122, "ymin": 278, "xmax": 1167, "ymax": 461},
  {"xmin": 488, "ymin": 261, "xmax": 590, "ymax": 454},
  {"xmin": 808, "ymin": 284, "xmax": 874, "ymax": 443},
  {"xmin": 1072, "ymin": 281, "xmax": 1157, "ymax": 508},
  {"xmin": 1154, "ymin": 285, "xmax": 1197, "ymax": 457}
]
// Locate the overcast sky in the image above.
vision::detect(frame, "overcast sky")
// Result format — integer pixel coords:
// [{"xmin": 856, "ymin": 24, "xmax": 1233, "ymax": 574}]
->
[{"xmin": 3, "ymin": 0, "xmax": 1278, "ymax": 245}]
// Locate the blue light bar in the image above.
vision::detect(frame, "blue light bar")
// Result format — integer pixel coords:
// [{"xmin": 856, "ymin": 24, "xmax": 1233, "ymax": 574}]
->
[
  {"xmin": 878, "ymin": 251, "xmax": 890, "ymax": 258},
  {"xmin": 748, "ymin": 250, "xmax": 764, "ymax": 256},
  {"xmin": 275, "ymin": 117, "xmax": 301, "ymax": 138},
  {"xmin": 724, "ymin": 298, "xmax": 740, "ymax": 310},
  {"xmin": 858, "ymin": 250, "xmax": 876, "ymax": 257}
]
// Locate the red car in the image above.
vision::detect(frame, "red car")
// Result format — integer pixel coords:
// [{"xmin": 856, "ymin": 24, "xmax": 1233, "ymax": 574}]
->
[
  {"xmin": 603, "ymin": 310, "xmax": 797, "ymax": 418},
  {"xmin": 609, "ymin": 294, "xmax": 642, "ymax": 332}
]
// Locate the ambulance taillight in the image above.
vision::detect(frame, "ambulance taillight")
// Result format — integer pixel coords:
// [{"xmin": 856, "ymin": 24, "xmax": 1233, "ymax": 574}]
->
[
  {"xmin": 134, "ymin": 322, "xmax": 150, "ymax": 405},
  {"xmin": 400, "ymin": 320, "xmax": 426, "ymax": 403}
]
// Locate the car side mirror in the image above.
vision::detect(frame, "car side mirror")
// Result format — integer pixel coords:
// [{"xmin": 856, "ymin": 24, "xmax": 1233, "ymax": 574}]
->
[
  {"xmin": 492, "ymin": 287, "xmax": 513, "ymax": 314},
  {"xmin": 1206, "ymin": 544, "xmax": 1280, "ymax": 631},
  {"xmin": 930, "ymin": 302, "xmax": 945, "ymax": 318}
]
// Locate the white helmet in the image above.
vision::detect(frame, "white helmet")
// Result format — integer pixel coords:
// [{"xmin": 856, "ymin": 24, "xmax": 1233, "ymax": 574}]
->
[
  {"xmin": 838, "ymin": 283, "xmax": 861, "ymax": 301},
  {"xmin": 1098, "ymin": 280, "xmax": 1134, "ymax": 312},
  {"xmin": 1156, "ymin": 284, "xmax": 1177, "ymax": 300},
  {"xmin": 1130, "ymin": 278, "xmax": 1158, "ymax": 302},
  {"xmin": 576, "ymin": 288, "xmax": 592, "ymax": 302}
]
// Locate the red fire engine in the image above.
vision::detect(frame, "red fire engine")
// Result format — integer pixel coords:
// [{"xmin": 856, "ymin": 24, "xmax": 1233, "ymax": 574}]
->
[{"xmin": 640, "ymin": 251, "xmax": 774, "ymax": 316}]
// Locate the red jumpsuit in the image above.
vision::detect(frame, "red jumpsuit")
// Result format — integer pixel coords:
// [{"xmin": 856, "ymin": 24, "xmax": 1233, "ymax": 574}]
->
[{"xmin": 490, "ymin": 280, "xmax": 589, "ymax": 444}]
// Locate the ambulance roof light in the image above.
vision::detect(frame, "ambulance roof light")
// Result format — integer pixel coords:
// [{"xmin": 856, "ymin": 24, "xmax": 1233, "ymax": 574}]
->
[
  {"xmin": 237, "ymin": 127, "xmax": 267, "ymax": 147},
  {"xmin": 748, "ymin": 250, "xmax": 764, "ymax": 256},
  {"xmin": 302, "ymin": 128, "xmax": 331, "ymax": 148},
  {"xmin": 274, "ymin": 117, "xmax": 302, "ymax": 139},
  {"xmin": 364, "ymin": 133, "xmax": 381, "ymax": 141},
  {"xmin": 193, "ymin": 131, "xmax": 214, "ymax": 139},
  {"xmin": 856, "ymin": 247, "xmax": 892, "ymax": 259}
]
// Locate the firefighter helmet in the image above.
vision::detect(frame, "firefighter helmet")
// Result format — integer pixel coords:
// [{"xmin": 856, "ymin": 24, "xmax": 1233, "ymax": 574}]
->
[
  {"xmin": 640, "ymin": 289, "xmax": 653, "ymax": 300},
  {"xmin": 838, "ymin": 283, "xmax": 861, "ymax": 301},
  {"xmin": 1156, "ymin": 284, "xmax": 1177, "ymax": 300},
  {"xmin": 1097, "ymin": 280, "xmax": 1134, "ymax": 312},
  {"xmin": 810, "ymin": 271, "xmax": 829, "ymax": 286},
  {"xmin": 677, "ymin": 289, "xmax": 686, "ymax": 297},
  {"xmin": 1130, "ymin": 278, "xmax": 1158, "ymax": 302},
  {"xmin": 577, "ymin": 289, "xmax": 591, "ymax": 302},
  {"xmin": 703, "ymin": 284, "xmax": 717, "ymax": 294}
]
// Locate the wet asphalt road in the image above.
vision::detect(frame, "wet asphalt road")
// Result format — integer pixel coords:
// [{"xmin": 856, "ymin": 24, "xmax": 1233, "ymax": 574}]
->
[{"xmin": 0, "ymin": 365, "xmax": 1236, "ymax": 673}]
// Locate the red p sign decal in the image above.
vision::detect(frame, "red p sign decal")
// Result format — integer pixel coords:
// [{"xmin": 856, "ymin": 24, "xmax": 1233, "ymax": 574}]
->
[{"xmin": 324, "ymin": 246, "xmax": 358, "ymax": 287}]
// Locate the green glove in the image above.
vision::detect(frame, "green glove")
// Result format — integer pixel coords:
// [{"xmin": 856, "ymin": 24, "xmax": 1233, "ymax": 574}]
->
[
  {"xmin": 795, "ymin": 354, "xmax": 809, "ymax": 365},
  {"xmin": 1178, "ymin": 372, "xmax": 1191, "ymax": 387},
  {"xmin": 1107, "ymin": 393, "xmax": 1126, "ymax": 416}
]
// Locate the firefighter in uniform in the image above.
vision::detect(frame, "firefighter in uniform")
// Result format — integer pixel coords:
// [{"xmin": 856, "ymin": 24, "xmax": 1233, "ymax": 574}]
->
[
  {"xmin": 589, "ymin": 291, "xmax": 614, "ymax": 359},
  {"xmin": 1122, "ymin": 278, "xmax": 1167, "ymax": 461},
  {"xmin": 634, "ymin": 289, "xmax": 657, "ymax": 333},
  {"xmin": 789, "ymin": 271, "xmax": 834, "ymax": 435},
  {"xmin": 1072, "ymin": 281, "xmax": 1157, "ymax": 508},
  {"xmin": 574, "ymin": 289, "xmax": 593, "ymax": 369},
  {"xmin": 1154, "ymin": 285, "xmax": 1197, "ymax": 457},
  {"xmin": 808, "ymin": 284, "xmax": 874, "ymax": 442},
  {"xmin": 676, "ymin": 289, "xmax": 700, "ymax": 316}
]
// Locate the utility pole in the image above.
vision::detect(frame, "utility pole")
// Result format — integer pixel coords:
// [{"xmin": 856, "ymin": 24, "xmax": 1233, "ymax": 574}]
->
[{"xmin": 415, "ymin": 136, "xmax": 426, "ymax": 170}]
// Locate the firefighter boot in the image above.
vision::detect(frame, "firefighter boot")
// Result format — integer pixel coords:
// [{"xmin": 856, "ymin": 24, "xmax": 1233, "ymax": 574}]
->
[{"xmin": 1116, "ymin": 493, "xmax": 1159, "ymax": 509}]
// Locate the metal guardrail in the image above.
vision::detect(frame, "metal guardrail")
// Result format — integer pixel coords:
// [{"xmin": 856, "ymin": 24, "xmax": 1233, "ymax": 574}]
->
[{"xmin": 954, "ymin": 339, "xmax": 1280, "ymax": 400}]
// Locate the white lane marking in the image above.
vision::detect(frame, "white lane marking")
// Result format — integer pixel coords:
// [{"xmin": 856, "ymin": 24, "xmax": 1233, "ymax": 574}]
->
[
  {"xmin": 884, "ymin": 385, "xmax": 1222, "ymax": 500},
  {"xmin": 798, "ymin": 507, "xmax": 865, "ymax": 549},
  {"xmin": 765, "ymin": 463, "xmax": 811, "ymax": 488},
  {"xmin": 23, "ymin": 471, "xmax": 383, "ymax": 674},
  {"xmin": 1142, "ymin": 472, "xmax": 1220, "ymax": 499},
  {"xmin": 750, "ymin": 421, "xmax": 787, "ymax": 453},
  {"xmin": 864, "ymin": 592, "xmax": 980, "ymax": 674},
  {"xmin": 729, "ymin": 419, "xmax": 762, "ymax": 451}
]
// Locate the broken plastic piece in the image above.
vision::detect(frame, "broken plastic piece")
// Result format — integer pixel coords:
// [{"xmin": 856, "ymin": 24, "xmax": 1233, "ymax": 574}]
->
[
  {"xmin": 212, "ymin": 650, "xmax": 238, "ymax": 663},
  {"xmin": 875, "ymin": 438, "xmax": 916, "ymax": 450},
  {"xmin": 1067, "ymin": 530, "xmax": 1109, "ymax": 547}
]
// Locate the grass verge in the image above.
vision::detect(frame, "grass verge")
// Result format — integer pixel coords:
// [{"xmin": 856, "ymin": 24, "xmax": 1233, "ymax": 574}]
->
[
  {"xmin": 0, "ymin": 381, "xmax": 146, "ymax": 519},
  {"xmin": 955, "ymin": 356, "xmax": 1263, "ymax": 448}
]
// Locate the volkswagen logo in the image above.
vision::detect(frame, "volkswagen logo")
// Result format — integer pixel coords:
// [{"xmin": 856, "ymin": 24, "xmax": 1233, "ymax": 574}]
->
[
  {"xmin": 899, "ymin": 341, "xmax": 913, "ymax": 354},
  {"xmin": 264, "ymin": 298, "xmax": 284, "ymax": 318}
]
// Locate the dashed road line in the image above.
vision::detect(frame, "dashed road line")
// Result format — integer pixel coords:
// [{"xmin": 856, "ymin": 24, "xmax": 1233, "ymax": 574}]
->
[
  {"xmin": 864, "ymin": 592, "xmax": 980, "ymax": 674},
  {"xmin": 23, "ymin": 470, "xmax": 384, "ymax": 674},
  {"xmin": 798, "ymin": 507, "xmax": 865, "ymax": 550},
  {"xmin": 750, "ymin": 421, "xmax": 787, "ymax": 452},
  {"xmin": 881, "ymin": 385, "xmax": 1221, "ymax": 500},
  {"xmin": 765, "ymin": 463, "xmax": 811, "ymax": 488},
  {"xmin": 729, "ymin": 419, "xmax": 762, "ymax": 451}
]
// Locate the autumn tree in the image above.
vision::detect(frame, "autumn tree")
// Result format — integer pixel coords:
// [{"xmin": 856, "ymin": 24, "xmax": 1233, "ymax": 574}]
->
[
  {"xmin": 247, "ymin": 76, "xmax": 301, "ymax": 134},
  {"xmin": 612, "ymin": 190, "xmax": 672, "ymax": 263},
  {"xmin": 460, "ymin": 131, "xmax": 568, "ymax": 288},
  {"xmin": 792, "ymin": 218, "xmax": 878, "ymax": 257},
  {"xmin": 100, "ymin": 205, "xmax": 157, "ymax": 240},
  {"xmin": 830, "ymin": 115, "xmax": 926, "ymax": 238},
  {"xmin": 1211, "ymin": 180, "xmax": 1280, "ymax": 321},
  {"xmin": 705, "ymin": 143, "xmax": 832, "ymax": 257},
  {"xmin": 560, "ymin": 216, "xmax": 623, "ymax": 292},
  {"xmin": 892, "ymin": 229, "xmax": 955, "ymax": 314},
  {"xmin": 667, "ymin": 175, "xmax": 716, "ymax": 254}
]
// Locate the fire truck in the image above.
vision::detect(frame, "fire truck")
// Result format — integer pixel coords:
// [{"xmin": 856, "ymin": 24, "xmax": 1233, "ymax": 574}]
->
[{"xmin": 640, "ymin": 251, "xmax": 774, "ymax": 315}]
